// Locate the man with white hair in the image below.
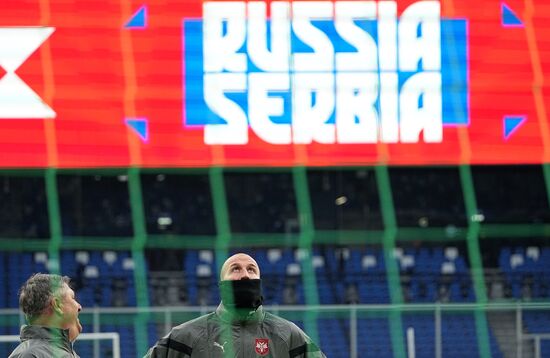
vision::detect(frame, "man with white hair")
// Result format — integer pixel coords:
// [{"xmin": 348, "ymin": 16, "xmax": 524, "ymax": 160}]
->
[
  {"xmin": 9, "ymin": 273, "xmax": 82, "ymax": 357},
  {"xmin": 145, "ymin": 253, "xmax": 326, "ymax": 357}
]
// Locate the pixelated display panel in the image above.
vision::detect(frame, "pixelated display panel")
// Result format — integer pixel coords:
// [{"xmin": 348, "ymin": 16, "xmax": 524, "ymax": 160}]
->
[{"xmin": 0, "ymin": 0, "xmax": 548, "ymax": 168}]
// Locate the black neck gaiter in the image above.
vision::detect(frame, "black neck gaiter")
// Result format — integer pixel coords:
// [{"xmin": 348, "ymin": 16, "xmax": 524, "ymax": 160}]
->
[{"xmin": 219, "ymin": 279, "xmax": 263, "ymax": 311}]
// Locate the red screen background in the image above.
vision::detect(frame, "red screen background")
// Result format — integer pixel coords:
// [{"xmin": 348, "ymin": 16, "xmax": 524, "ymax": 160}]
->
[{"xmin": 0, "ymin": 0, "xmax": 548, "ymax": 168}]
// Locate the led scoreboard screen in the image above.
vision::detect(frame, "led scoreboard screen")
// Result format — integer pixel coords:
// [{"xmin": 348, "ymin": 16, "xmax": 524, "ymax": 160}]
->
[{"xmin": 0, "ymin": 0, "xmax": 548, "ymax": 168}]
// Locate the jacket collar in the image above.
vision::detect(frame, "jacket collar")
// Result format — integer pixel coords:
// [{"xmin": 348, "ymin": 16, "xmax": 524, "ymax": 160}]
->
[
  {"xmin": 215, "ymin": 303, "xmax": 265, "ymax": 325},
  {"xmin": 20, "ymin": 325, "xmax": 73, "ymax": 350}
]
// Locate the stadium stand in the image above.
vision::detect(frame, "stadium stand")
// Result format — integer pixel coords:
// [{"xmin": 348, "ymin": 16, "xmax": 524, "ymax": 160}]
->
[{"xmin": 0, "ymin": 165, "xmax": 549, "ymax": 357}]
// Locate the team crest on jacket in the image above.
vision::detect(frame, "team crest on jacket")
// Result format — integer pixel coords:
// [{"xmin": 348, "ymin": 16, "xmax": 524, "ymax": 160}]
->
[{"xmin": 255, "ymin": 338, "xmax": 269, "ymax": 356}]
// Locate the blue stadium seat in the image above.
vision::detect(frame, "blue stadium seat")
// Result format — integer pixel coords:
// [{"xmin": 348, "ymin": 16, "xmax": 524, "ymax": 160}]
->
[{"xmin": 60, "ymin": 250, "xmax": 136, "ymax": 307}]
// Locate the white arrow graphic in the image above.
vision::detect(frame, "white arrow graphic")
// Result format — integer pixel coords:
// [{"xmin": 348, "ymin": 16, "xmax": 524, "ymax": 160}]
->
[{"xmin": 0, "ymin": 27, "xmax": 55, "ymax": 118}]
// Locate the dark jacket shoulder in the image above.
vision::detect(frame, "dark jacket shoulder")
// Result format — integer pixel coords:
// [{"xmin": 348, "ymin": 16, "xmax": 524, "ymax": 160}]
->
[
  {"xmin": 143, "ymin": 312, "xmax": 217, "ymax": 357},
  {"xmin": 169, "ymin": 311, "xmax": 217, "ymax": 345},
  {"xmin": 263, "ymin": 312, "xmax": 304, "ymax": 340},
  {"xmin": 9, "ymin": 326, "xmax": 77, "ymax": 358}
]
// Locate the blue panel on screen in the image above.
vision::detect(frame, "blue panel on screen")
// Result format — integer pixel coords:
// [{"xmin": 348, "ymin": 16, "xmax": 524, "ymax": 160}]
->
[
  {"xmin": 503, "ymin": 115, "xmax": 526, "ymax": 139},
  {"xmin": 441, "ymin": 19, "xmax": 469, "ymax": 125},
  {"xmin": 501, "ymin": 4, "xmax": 523, "ymax": 27},
  {"xmin": 183, "ymin": 18, "xmax": 469, "ymax": 128},
  {"xmin": 125, "ymin": 118, "xmax": 149, "ymax": 142},
  {"xmin": 125, "ymin": 6, "xmax": 147, "ymax": 29}
]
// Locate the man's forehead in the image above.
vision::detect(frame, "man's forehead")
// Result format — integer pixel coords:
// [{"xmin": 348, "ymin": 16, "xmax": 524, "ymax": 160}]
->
[
  {"xmin": 60, "ymin": 283, "xmax": 73, "ymax": 295},
  {"xmin": 226, "ymin": 254, "xmax": 258, "ymax": 267}
]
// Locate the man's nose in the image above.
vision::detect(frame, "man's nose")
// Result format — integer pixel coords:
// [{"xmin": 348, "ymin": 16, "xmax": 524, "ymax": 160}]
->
[{"xmin": 240, "ymin": 271, "xmax": 251, "ymax": 279}]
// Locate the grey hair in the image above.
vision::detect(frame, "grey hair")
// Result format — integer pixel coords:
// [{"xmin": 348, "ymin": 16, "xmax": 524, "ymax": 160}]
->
[{"xmin": 18, "ymin": 273, "xmax": 71, "ymax": 323}]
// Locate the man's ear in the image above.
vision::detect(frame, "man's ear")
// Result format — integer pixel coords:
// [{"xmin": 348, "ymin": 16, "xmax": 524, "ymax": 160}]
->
[{"xmin": 51, "ymin": 296, "xmax": 64, "ymax": 316}]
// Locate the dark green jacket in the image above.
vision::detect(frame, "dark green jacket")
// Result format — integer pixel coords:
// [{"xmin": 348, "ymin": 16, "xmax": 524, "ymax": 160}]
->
[
  {"xmin": 145, "ymin": 304, "xmax": 326, "ymax": 357},
  {"xmin": 9, "ymin": 325, "xmax": 79, "ymax": 358}
]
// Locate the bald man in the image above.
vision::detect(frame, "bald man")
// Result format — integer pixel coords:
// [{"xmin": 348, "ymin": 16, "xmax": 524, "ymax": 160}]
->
[{"xmin": 144, "ymin": 253, "xmax": 326, "ymax": 357}]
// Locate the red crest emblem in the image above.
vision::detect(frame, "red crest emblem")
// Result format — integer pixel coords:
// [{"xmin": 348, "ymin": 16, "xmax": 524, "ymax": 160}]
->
[{"xmin": 255, "ymin": 338, "xmax": 269, "ymax": 356}]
